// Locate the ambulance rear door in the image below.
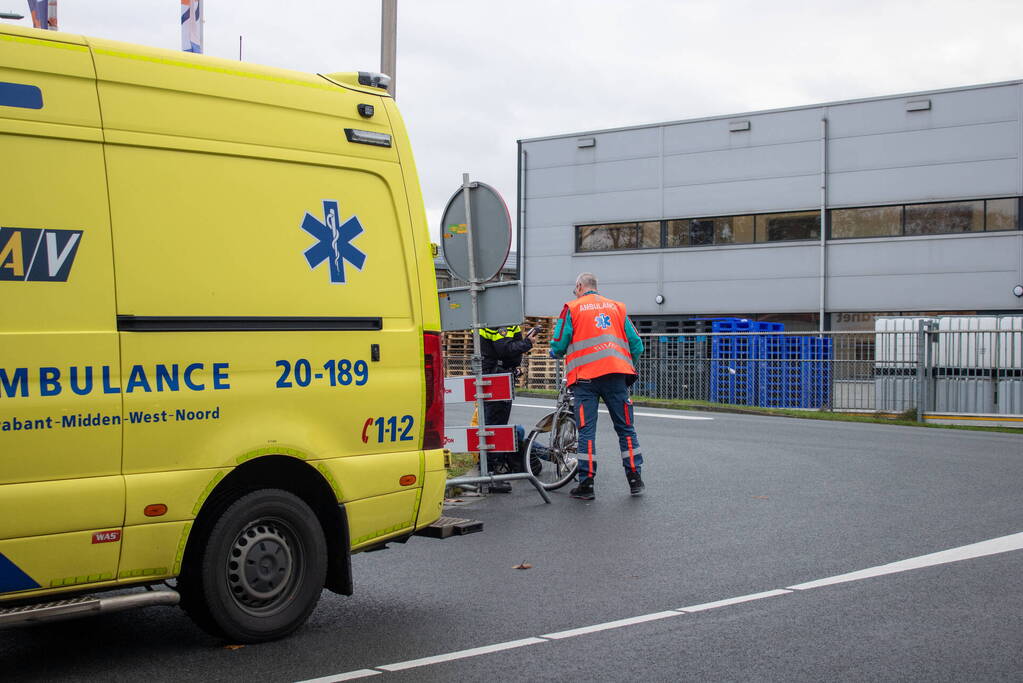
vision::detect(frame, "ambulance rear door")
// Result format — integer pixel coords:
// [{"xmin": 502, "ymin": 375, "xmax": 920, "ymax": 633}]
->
[{"xmin": 0, "ymin": 27, "xmax": 124, "ymax": 597}]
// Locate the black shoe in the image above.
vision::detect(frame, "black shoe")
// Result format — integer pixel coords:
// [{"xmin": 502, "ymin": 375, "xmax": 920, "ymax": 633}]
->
[
  {"xmin": 626, "ymin": 470, "xmax": 645, "ymax": 496},
  {"xmin": 530, "ymin": 453, "xmax": 542, "ymax": 477},
  {"xmin": 569, "ymin": 477, "xmax": 595, "ymax": 500},
  {"xmin": 489, "ymin": 480, "xmax": 512, "ymax": 494}
]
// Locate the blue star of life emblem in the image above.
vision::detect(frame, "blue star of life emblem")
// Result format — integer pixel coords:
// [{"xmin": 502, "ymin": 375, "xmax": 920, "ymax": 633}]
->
[
  {"xmin": 595, "ymin": 313, "xmax": 612, "ymax": 330},
  {"xmin": 300, "ymin": 200, "xmax": 366, "ymax": 284}
]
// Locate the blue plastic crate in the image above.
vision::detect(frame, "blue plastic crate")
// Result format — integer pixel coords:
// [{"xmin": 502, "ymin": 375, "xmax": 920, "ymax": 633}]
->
[
  {"xmin": 698, "ymin": 317, "xmax": 755, "ymax": 333},
  {"xmin": 758, "ymin": 367, "xmax": 800, "ymax": 406},
  {"xmin": 752, "ymin": 336, "xmax": 801, "ymax": 406},
  {"xmin": 797, "ymin": 336, "xmax": 833, "ymax": 408},
  {"xmin": 710, "ymin": 360, "xmax": 757, "ymax": 405},
  {"xmin": 712, "ymin": 336, "xmax": 756, "ymax": 358},
  {"xmin": 706, "ymin": 320, "xmax": 793, "ymax": 407}
]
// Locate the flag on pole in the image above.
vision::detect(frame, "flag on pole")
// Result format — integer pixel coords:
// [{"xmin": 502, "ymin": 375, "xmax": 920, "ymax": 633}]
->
[
  {"xmin": 27, "ymin": 0, "xmax": 57, "ymax": 30},
  {"xmin": 181, "ymin": 0, "xmax": 202, "ymax": 54}
]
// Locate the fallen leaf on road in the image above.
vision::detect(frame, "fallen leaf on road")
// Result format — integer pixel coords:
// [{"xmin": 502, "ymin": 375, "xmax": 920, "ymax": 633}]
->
[
  {"xmin": 513, "ymin": 562, "xmax": 533, "ymax": 570},
  {"xmin": 224, "ymin": 645, "xmax": 245, "ymax": 651}
]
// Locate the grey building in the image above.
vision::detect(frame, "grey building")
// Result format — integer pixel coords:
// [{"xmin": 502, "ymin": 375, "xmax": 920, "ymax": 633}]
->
[{"xmin": 517, "ymin": 81, "xmax": 1023, "ymax": 331}]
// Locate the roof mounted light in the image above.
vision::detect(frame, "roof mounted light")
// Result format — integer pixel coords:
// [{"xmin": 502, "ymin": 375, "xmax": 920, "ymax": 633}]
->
[
  {"xmin": 344, "ymin": 128, "xmax": 392, "ymax": 148},
  {"xmin": 358, "ymin": 71, "xmax": 391, "ymax": 90}
]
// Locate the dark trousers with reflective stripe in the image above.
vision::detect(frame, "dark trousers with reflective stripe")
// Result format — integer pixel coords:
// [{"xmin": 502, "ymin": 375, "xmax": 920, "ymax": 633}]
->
[{"xmin": 572, "ymin": 373, "xmax": 642, "ymax": 481}]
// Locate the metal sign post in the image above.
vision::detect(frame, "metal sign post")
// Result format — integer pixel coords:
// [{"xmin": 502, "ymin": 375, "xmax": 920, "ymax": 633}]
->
[
  {"xmin": 440, "ymin": 174, "xmax": 550, "ymax": 503},
  {"xmin": 461, "ymin": 174, "xmax": 493, "ymax": 487}
]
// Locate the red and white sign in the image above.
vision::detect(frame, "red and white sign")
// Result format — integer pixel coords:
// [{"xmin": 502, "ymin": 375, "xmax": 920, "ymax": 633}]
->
[
  {"xmin": 92, "ymin": 530, "xmax": 121, "ymax": 544},
  {"xmin": 443, "ymin": 425, "xmax": 517, "ymax": 453},
  {"xmin": 443, "ymin": 373, "xmax": 514, "ymax": 403}
]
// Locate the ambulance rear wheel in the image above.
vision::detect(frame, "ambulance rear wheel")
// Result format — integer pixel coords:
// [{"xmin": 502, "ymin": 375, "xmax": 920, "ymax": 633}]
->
[{"xmin": 181, "ymin": 488, "xmax": 327, "ymax": 643}]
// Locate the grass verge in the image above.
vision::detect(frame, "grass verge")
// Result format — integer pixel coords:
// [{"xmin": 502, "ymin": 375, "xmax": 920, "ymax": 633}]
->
[
  {"xmin": 516, "ymin": 390, "xmax": 1021, "ymax": 434},
  {"xmin": 447, "ymin": 451, "xmax": 478, "ymax": 479}
]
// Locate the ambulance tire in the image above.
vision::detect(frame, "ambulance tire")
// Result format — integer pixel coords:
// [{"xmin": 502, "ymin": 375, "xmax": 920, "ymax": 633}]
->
[{"xmin": 180, "ymin": 488, "xmax": 328, "ymax": 643}]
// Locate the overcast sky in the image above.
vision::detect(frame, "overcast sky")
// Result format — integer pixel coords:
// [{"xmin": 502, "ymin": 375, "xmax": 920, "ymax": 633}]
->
[{"xmin": 8, "ymin": 1, "xmax": 1023, "ymax": 243}]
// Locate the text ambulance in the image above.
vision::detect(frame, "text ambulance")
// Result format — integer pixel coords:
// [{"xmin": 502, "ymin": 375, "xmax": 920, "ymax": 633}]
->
[{"xmin": 0, "ymin": 23, "xmax": 451, "ymax": 642}]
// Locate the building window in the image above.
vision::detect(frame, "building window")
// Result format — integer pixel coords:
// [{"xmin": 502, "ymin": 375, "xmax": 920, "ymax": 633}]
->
[
  {"xmin": 639, "ymin": 221, "xmax": 661, "ymax": 248},
  {"xmin": 904, "ymin": 201, "xmax": 983, "ymax": 235},
  {"xmin": 986, "ymin": 198, "xmax": 1019, "ymax": 231},
  {"xmin": 577, "ymin": 223, "xmax": 634, "ymax": 251},
  {"xmin": 830, "ymin": 205, "xmax": 903, "ymax": 239},
  {"xmin": 755, "ymin": 211, "xmax": 820, "ymax": 242},
  {"xmin": 665, "ymin": 219, "xmax": 689, "ymax": 247},
  {"xmin": 573, "ymin": 198, "xmax": 1019, "ymax": 253},
  {"xmin": 577, "ymin": 221, "xmax": 660, "ymax": 252},
  {"xmin": 664, "ymin": 216, "xmax": 754, "ymax": 248},
  {"xmin": 690, "ymin": 219, "xmax": 715, "ymax": 246},
  {"xmin": 715, "ymin": 215, "xmax": 754, "ymax": 244}
]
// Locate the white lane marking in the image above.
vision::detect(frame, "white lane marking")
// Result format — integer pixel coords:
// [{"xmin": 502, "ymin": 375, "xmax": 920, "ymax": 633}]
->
[
  {"xmin": 513, "ymin": 402, "xmax": 713, "ymax": 421},
  {"xmin": 787, "ymin": 531, "xmax": 1023, "ymax": 590},
  {"xmin": 542, "ymin": 610, "xmax": 682, "ymax": 640},
  {"xmin": 678, "ymin": 589, "xmax": 793, "ymax": 613},
  {"xmin": 298, "ymin": 670, "xmax": 381, "ymax": 682},
  {"xmin": 295, "ymin": 531, "xmax": 1023, "ymax": 682},
  {"xmin": 635, "ymin": 410, "xmax": 713, "ymax": 421},
  {"xmin": 375, "ymin": 637, "xmax": 548, "ymax": 673}
]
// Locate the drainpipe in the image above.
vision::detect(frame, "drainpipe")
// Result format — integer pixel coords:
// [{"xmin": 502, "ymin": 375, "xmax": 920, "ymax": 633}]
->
[
  {"xmin": 819, "ymin": 117, "xmax": 828, "ymax": 333},
  {"xmin": 518, "ymin": 146, "xmax": 527, "ymax": 313}
]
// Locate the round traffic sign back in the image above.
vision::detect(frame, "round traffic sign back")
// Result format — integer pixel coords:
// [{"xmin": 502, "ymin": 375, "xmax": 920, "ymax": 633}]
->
[{"xmin": 439, "ymin": 181, "xmax": 511, "ymax": 282}]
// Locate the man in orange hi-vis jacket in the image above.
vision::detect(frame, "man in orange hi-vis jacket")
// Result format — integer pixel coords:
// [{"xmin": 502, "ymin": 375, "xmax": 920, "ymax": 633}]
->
[{"xmin": 550, "ymin": 272, "xmax": 646, "ymax": 500}]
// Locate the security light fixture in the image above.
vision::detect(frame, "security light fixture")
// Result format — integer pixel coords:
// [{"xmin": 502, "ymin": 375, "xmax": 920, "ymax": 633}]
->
[
  {"xmin": 0, "ymin": 11, "xmax": 25, "ymax": 19},
  {"xmin": 577, "ymin": 137, "xmax": 596, "ymax": 148},
  {"xmin": 1014, "ymin": 284, "xmax": 1023, "ymax": 298},
  {"xmin": 729, "ymin": 120, "xmax": 751, "ymax": 132},
  {"xmin": 654, "ymin": 294, "xmax": 665, "ymax": 305},
  {"xmin": 906, "ymin": 99, "xmax": 931, "ymax": 112}
]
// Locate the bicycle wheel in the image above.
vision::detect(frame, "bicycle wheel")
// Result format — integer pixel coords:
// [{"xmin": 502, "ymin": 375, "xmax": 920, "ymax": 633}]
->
[{"xmin": 525, "ymin": 414, "xmax": 578, "ymax": 490}]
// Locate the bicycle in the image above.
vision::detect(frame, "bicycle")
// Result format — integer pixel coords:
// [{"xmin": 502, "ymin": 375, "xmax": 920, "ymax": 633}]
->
[{"xmin": 522, "ymin": 371, "xmax": 579, "ymax": 490}]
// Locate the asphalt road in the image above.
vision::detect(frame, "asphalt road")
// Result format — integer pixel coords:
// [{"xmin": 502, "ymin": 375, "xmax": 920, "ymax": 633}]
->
[{"xmin": 3, "ymin": 401, "xmax": 1022, "ymax": 681}]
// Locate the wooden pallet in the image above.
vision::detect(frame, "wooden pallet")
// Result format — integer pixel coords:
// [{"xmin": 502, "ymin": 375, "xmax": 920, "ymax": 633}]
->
[
  {"xmin": 442, "ymin": 319, "xmax": 558, "ymax": 377},
  {"xmin": 525, "ymin": 375, "xmax": 558, "ymax": 390},
  {"xmin": 522, "ymin": 356, "xmax": 559, "ymax": 389},
  {"xmin": 444, "ymin": 359, "xmax": 473, "ymax": 377},
  {"xmin": 444, "ymin": 346, "xmax": 474, "ymax": 356},
  {"xmin": 524, "ymin": 316, "xmax": 555, "ymax": 344}
]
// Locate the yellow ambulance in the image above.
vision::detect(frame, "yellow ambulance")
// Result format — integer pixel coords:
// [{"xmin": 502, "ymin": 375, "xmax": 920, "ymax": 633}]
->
[{"xmin": 0, "ymin": 24, "xmax": 458, "ymax": 642}]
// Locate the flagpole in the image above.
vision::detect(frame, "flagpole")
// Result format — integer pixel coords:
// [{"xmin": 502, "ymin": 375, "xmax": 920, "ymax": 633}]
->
[{"xmin": 380, "ymin": 0, "xmax": 396, "ymax": 99}]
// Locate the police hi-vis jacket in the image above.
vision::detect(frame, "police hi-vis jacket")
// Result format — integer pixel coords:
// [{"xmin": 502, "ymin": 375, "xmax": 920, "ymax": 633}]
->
[
  {"xmin": 479, "ymin": 325, "xmax": 533, "ymax": 375},
  {"xmin": 550, "ymin": 291, "xmax": 644, "ymax": 385}
]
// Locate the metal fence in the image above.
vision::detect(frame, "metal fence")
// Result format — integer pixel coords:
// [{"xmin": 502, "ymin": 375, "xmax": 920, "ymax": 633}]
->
[{"xmin": 445, "ymin": 328, "xmax": 1023, "ymax": 417}]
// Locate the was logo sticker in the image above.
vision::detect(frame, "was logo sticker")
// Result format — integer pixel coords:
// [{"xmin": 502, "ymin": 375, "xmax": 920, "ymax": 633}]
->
[
  {"xmin": 300, "ymin": 200, "xmax": 367, "ymax": 284},
  {"xmin": 92, "ymin": 530, "xmax": 121, "ymax": 544},
  {"xmin": 0, "ymin": 227, "xmax": 83, "ymax": 282}
]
